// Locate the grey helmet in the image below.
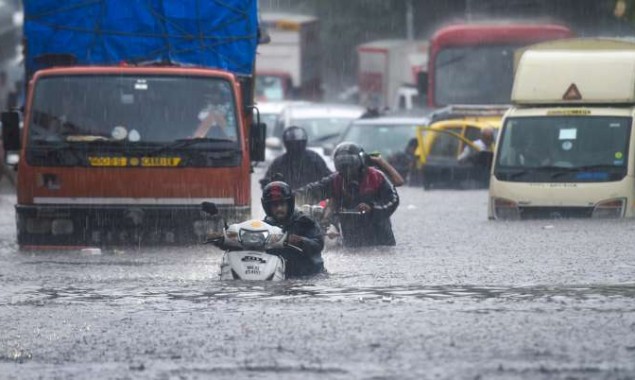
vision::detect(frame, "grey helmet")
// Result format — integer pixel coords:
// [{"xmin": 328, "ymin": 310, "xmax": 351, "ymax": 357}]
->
[{"xmin": 333, "ymin": 142, "xmax": 366, "ymax": 178}]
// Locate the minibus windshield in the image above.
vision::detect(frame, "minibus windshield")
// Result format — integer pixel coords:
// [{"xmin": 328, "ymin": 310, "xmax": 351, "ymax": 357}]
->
[{"xmin": 495, "ymin": 116, "xmax": 631, "ymax": 183}]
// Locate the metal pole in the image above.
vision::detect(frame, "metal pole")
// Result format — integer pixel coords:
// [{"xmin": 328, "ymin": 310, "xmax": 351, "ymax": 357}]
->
[
  {"xmin": 466, "ymin": 0, "xmax": 472, "ymax": 21},
  {"xmin": 406, "ymin": 0, "xmax": 414, "ymax": 40}
]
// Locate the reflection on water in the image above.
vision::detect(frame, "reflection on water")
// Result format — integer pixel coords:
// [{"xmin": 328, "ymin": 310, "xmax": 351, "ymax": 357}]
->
[{"xmin": 9, "ymin": 283, "xmax": 635, "ymax": 307}]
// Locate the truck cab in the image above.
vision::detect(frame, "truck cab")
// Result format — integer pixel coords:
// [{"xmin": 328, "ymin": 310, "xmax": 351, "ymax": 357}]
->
[{"xmin": 490, "ymin": 39, "xmax": 635, "ymax": 220}]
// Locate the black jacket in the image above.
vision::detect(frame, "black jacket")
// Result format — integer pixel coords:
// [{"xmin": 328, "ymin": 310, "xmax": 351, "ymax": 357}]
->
[
  {"xmin": 264, "ymin": 211, "xmax": 325, "ymax": 277},
  {"xmin": 260, "ymin": 150, "xmax": 332, "ymax": 190},
  {"xmin": 298, "ymin": 167, "xmax": 399, "ymax": 247}
]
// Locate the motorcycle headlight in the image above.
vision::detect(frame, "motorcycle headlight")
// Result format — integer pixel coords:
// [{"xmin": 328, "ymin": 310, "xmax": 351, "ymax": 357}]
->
[{"xmin": 239, "ymin": 230, "xmax": 269, "ymax": 249}]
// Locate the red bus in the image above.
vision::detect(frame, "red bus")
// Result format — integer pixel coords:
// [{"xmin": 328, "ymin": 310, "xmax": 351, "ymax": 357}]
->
[{"xmin": 423, "ymin": 23, "xmax": 573, "ymax": 108}]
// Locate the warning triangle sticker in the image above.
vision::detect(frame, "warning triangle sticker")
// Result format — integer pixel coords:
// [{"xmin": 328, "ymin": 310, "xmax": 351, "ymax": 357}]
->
[{"xmin": 563, "ymin": 83, "xmax": 582, "ymax": 101}]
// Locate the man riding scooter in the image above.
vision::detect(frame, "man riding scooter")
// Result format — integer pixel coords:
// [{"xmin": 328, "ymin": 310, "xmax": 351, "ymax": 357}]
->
[
  {"xmin": 261, "ymin": 181, "xmax": 325, "ymax": 277},
  {"xmin": 209, "ymin": 181, "xmax": 325, "ymax": 278},
  {"xmin": 298, "ymin": 142, "xmax": 399, "ymax": 247}
]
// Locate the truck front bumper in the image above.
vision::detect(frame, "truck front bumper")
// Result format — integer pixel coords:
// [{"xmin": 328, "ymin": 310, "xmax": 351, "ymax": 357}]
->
[{"xmin": 15, "ymin": 204, "xmax": 251, "ymax": 247}]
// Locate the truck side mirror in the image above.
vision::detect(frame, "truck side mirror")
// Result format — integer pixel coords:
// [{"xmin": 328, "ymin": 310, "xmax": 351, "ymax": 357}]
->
[
  {"xmin": 2, "ymin": 111, "xmax": 20, "ymax": 152},
  {"xmin": 250, "ymin": 122, "xmax": 266, "ymax": 162},
  {"xmin": 417, "ymin": 71, "xmax": 429, "ymax": 96}
]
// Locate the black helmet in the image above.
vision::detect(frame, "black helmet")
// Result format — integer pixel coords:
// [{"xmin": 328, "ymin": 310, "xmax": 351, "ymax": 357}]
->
[
  {"xmin": 261, "ymin": 181, "xmax": 295, "ymax": 218},
  {"xmin": 333, "ymin": 142, "xmax": 366, "ymax": 178},
  {"xmin": 282, "ymin": 126, "xmax": 308, "ymax": 154}
]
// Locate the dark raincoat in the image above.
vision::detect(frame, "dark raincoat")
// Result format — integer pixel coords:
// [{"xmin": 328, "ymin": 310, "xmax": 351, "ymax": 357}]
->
[
  {"xmin": 260, "ymin": 150, "xmax": 332, "ymax": 190},
  {"xmin": 264, "ymin": 211, "xmax": 325, "ymax": 277}
]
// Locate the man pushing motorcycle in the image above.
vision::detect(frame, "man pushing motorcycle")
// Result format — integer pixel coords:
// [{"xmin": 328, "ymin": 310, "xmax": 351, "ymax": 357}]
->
[{"xmin": 297, "ymin": 142, "xmax": 400, "ymax": 247}]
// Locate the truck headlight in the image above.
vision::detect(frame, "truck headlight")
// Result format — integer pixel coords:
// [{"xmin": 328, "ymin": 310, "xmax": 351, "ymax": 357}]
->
[
  {"xmin": 26, "ymin": 218, "xmax": 52, "ymax": 234},
  {"xmin": 492, "ymin": 197, "xmax": 520, "ymax": 220},
  {"xmin": 592, "ymin": 198, "xmax": 625, "ymax": 219},
  {"xmin": 51, "ymin": 219, "xmax": 74, "ymax": 235}
]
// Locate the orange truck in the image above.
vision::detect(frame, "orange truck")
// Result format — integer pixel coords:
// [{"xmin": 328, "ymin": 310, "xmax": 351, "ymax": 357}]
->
[{"xmin": 1, "ymin": 1, "xmax": 266, "ymax": 248}]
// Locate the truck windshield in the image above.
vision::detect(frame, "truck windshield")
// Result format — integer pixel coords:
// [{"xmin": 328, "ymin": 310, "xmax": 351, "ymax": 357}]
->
[
  {"xmin": 434, "ymin": 44, "xmax": 518, "ymax": 106},
  {"xmin": 495, "ymin": 116, "xmax": 632, "ymax": 183},
  {"xmin": 28, "ymin": 75, "xmax": 239, "ymax": 146}
]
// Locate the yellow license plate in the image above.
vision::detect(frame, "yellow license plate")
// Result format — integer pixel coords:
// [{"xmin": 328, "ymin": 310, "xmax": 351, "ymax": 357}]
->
[
  {"xmin": 139, "ymin": 157, "xmax": 182, "ymax": 167},
  {"xmin": 88, "ymin": 157, "xmax": 128, "ymax": 167},
  {"xmin": 88, "ymin": 157, "xmax": 182, "ymax": 167}
]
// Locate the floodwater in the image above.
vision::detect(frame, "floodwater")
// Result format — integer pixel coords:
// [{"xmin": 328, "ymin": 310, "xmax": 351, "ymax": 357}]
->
[{"xmin": 1, "ymin": 171, "xmax": 635, "ymax": 379}]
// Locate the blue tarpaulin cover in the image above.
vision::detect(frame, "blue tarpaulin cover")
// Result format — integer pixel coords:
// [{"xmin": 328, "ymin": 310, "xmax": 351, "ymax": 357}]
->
[{"xmin": 24, "ymin": 0, "xmax": 259, "ymax": 76}]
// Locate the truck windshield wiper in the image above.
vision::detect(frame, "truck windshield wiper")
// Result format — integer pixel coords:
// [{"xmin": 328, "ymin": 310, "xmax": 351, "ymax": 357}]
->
[
  {"xmin": 29, "ymin": 139, "xmax": 86, "ymax": 164},
  {"xmin": 147, "ymin": 137, "xmax": 237, "ymax": 156},
  {"xmin": 505, "ymin": 169, "xmax": 532, "ymax": 179},
  {"xmin": 436, "ymin": 54, "xmax": 467, "ymax": 69}
]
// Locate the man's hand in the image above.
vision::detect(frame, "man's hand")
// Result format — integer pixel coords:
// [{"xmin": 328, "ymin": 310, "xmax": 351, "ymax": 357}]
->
[
  {"xmin": 287, "ymin": 234, "xmax": 304, "ymax": 247},
  {"xmin": 207, "ymin": 231, "xmax": 224, "ymax": 240},
  {"xmin": 357, "ymin": 203, "xmax": 372, "ymax": 214},
  {"xmin": 205, "ymin": 231, "xmax": 224, "ymax": 247},
  {"xmin": 368, "ymin": 155, "xmax": 384, "ymax": 166}
]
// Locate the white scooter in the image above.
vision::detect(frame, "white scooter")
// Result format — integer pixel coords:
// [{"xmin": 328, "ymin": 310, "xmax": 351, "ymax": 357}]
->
[{"xmin": 202, "ymin": 202, "xmax": 299, "ymax": 281}]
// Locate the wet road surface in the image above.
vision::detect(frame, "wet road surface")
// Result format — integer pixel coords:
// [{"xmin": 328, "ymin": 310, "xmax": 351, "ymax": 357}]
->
[{"xmin": 1, "ymin": 172, "xmax": 635, "ymax": 379}]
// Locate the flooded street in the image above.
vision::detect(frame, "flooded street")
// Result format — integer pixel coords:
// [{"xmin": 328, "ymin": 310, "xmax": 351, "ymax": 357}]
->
[{"xmin": 0, "ymin": 171, "xmax": 634, "ymax": 379}]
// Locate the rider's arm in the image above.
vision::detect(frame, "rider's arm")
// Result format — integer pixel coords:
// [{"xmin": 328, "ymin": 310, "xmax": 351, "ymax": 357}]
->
[
  {"xmin": 296, "ymin": 174, "xmax": 336, "ymax": 204},
  {"xmin": 370, "ymin": 172, "xmax": 400, "ymax": 219},
  {"xmin": 369, "ymin": 155, "xmax": 404, "ymax": 187},
  {"xmin": 294, "ymin": 216, "xmax": 325, "ymax": 257}
]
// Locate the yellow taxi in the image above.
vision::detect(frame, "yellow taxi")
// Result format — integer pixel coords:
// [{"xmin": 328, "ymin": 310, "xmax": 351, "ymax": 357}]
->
[{"xmin": 413, "ymin": 106, "xmax": 504, "ymax": 189}]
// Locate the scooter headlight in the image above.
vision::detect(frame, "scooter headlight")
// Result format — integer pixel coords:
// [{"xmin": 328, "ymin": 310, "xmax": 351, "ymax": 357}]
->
[{"xmin": 239, "ymin": 230, "xmax": 269, "ymax": 249}]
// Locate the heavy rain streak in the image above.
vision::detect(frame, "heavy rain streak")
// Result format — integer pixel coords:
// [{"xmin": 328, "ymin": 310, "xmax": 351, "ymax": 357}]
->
[{"xmin": 1, "ymin": 1, "xmax": 635, "ymax": 379}]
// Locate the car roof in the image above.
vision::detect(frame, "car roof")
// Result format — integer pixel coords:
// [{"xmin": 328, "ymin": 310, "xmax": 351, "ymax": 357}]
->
[
  {"xmin": 284, "ymin": 103, "xmax": 365, "ymax": 119},
  {"xmin": 429, "ymin": 117, "xmax": 502, "ymax": 130},
  {"xmin": 257, "ymin": 101, "xmax": 310, "ymax": 114}
]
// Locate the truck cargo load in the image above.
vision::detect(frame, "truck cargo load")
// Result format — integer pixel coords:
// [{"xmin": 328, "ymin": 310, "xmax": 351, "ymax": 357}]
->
[
  {"xmin": 512, "ymin": 39, "xmax": 635, "ymax": 105},
  {"xmin": 25, "ymin": 0, "xmax": 258, "ymax": 76},
  {"xmin": 256, "ymin": 13, "xmax": 321, "ymax": 101},
  {"xmin": 357, "ymin": 39, "xmax": 427, "ymax": 110}
]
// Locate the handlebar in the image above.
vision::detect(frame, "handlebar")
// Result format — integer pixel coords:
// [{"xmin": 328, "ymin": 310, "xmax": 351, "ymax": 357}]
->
[{"xmin": 337, "ymin": 209, "xmax": 366, "ymax": 216}]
